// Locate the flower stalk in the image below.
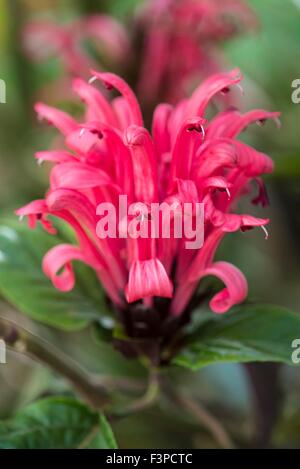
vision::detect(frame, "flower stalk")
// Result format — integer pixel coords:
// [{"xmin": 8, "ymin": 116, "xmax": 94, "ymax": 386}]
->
[{"xmin": 110, "ymin": 368, "xmax": 160, "ymax": 419}]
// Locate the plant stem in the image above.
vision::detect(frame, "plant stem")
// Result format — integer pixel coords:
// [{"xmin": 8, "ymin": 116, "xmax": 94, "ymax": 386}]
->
[
  {"xmin": 111, "ymin": 369, "xmax": 160, "ymax": 419},
  {"xmin": 0, "ymin": 316, "xmax": 109, "ymax": 409},
  {"xmin": 166, "ymin": 389, "xmax": 235, "ymax": 449}
]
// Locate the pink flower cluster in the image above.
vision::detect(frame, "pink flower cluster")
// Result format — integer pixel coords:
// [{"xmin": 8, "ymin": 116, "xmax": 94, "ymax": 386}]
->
[
  {"xmin": 24, "ymin": 0, "xmax": 257, "ymax": 105},
  {"xmin": 17, "ymin": 69, "xmax": 279, "ymax": 317},
  {"xmin": 137, "ymin": 0, "xmax": 257, "ymax": 103},
  {"xmin": 24, "ymin": 15, "xmax": 130, "ymax": 78}
]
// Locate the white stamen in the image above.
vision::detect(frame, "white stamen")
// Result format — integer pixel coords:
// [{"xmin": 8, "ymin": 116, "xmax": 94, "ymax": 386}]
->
[
  {"xmin": 200, "ymin": 125, "xmax": 206, "ymax": 140},
  {"xmin": 37, "ymin": 158, "xmax": 44, "ymax": 166},
  {"xmin": 236, "ymin": 83, "xmax": 244, "ymax": 95},
  {"xmin": 136, "ymin": 212, "xmax": 146, "ymax": 222},
  {"xmin": 79, "ymin": 128, "xmax": 86, "ymax": 138},
  {"xmin": 261, "ymin": 225, "xmax": 269, "ymax": 240},
  {"xmin": 88, "ymin": 76, "xmax": 97, "ymax": 84},
  {"xmin": 18, "ymin": 215, "xmax": 24, "ymax": 222},
  {"xmin": 225, "ymin": 187, "xmax": 231, "ymax": 199}
]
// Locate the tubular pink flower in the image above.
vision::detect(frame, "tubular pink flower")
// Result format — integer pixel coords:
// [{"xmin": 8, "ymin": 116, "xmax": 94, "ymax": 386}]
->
[
  {"xmin": 169, "ymin": 117, "xmax": 206, "ymax": 187},
  {"xmin": 72, "ymin": 78, "xmax": 119, "ymax": 128},
  {"xmin": 186, "ymin": 69, "xmax": 243, "ymax": 117},
  {"xmin": 35, "ymin": 103, "xmax": 78, "ymax": 136},
  {"xmin": 124, "ymin": 125, "xmax": 158, "ymax": 203},
  {"xmin": 90, "ymin": 72, "xmax": 144, "ymax": 128},
  {"xmin": 49, "ymin": 162, "xmax": 112, "ymax": 190},
  {"xmin": 17, "ymin": 69, "xmax": 278, "ymax": 322}
]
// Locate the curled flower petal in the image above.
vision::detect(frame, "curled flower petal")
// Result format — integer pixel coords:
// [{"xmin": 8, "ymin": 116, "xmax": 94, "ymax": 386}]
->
[
  {"xmin": 42, "ymin": 244, "xmax": 85, "ymax": 291},
  {"xmin": 201, "ymin": 261, "xmax": 248, "ymax": 313}
]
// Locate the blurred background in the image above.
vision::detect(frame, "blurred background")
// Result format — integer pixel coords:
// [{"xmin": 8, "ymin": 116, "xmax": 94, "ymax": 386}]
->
[{"xmin": 0, "ymin": 0, "xmax": 300, "ymax": 448}]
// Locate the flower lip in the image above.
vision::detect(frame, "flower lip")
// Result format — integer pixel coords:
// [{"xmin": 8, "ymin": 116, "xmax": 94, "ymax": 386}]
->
[
  {"xmin": 80, "ymin": 122, "xmax": 104, "ymax": 139},
  {"xmin": 185, "ymin": 117, "xmax": 206, "ymax": 138},
  {"xmin": 125, "ymin": 258, "xmax": 173, "ymax": 303}
]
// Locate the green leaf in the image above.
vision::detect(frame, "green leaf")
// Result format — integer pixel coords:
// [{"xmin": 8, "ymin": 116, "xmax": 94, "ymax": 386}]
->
[
  {"xmin": 0, "ymin": 220, "xmax": 108, "ymax": 331},
  {"xmin": 173, "ymin": 304, "xmax": 300, "ymax": 371},
  {"xmin": 87, "ymin": 415, "xmax": 118, "ymax": 449},
  {"xmin": 0, "ymin": 397, "xmax": 117, "ymax": 449}
]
